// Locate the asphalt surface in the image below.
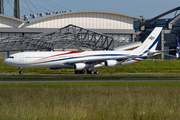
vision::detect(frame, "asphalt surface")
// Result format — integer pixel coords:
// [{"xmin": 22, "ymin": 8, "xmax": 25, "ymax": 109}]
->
[
  {"xmin": 1, "ymin": 79, "xmax": 180, "ymax": 82},
  {"xmin": 0, "ymin": 73, "xmax": 180, "ymax": 82}
]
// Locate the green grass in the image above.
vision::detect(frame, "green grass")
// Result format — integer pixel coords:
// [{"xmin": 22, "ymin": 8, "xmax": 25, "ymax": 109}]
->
[
  {"xmin": 1, "ymin": 82, "xmax": 180, "ymax": 119},
  {"xmin": 2, "ymin": 59, "xmax": 180, "ymax": 119},
  {"xmin": 1, "ymin": 81, "xmax": 180, "ymax": 88},
  {"xmin": 1, "ymin": 58, "xmax": 180, "ymax": 74},
  {"xmin": 96, "ymin": 60, "xmax": 180, "ymax": 73}
]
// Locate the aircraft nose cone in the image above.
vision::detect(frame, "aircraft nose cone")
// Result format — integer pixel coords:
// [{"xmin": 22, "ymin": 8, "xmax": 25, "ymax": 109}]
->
[
  {"xmin": 3, "ymin": 59, "xmax": 8, "ymax": 64},
  {"xmin": 3, "ymin": 58, "xmax": 11, "ymax": 66}
]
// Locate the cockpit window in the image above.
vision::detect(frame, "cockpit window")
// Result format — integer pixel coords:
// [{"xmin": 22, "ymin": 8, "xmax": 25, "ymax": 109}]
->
[{"xmin": 7, "ymin": 56, "xmax": 14, "ymax": 59}]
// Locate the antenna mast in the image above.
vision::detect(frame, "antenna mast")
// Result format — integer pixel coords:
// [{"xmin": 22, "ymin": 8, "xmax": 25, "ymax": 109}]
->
[
  {"xmin": 0, "ymin": 0, "xmax": 3, "ymax": 14},
  {"xmin": 14, "ymin": 0, "xmax": 20, "ymax": 18}
]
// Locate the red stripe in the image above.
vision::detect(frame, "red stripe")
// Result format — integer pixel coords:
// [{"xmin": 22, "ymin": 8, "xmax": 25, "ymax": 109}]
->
[
  {"xmin": 50, "ymin": 51, "xmax": 84, "ymax": 57},
  {"xmin": 131, "ymin": 58, "xmax": 141, "ymax": 61},
  {"xmin": 40, "ymin": 51, "xmax": 84, "ymax": 60}
]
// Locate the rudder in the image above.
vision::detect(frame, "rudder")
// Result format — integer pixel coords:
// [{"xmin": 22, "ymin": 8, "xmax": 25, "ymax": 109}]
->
[{"xmin": 132, "ymin": 27, "xmax": 163, "ymax": 56}]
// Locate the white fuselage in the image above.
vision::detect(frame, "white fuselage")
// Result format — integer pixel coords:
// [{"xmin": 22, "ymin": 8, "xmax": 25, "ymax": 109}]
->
[{"xmin": 3, "ymin": 51, "xmax": 133, "ymax": 68}]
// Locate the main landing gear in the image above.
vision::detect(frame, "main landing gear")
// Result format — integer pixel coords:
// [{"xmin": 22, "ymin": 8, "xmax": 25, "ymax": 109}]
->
[
  {"xmin": 86, "ymin": 69, "xmax": 99, "ymax": 74},
  {"xmin": 19, "ymin": 67, "xmax": 23, "ymax": 74},
  {"xmin": 74, "ymin": 70, "xmax": 85, "ymax": 74},
  {"xmin": 74, "ymin": 69, "xmax": 99, "ymax": 74}
]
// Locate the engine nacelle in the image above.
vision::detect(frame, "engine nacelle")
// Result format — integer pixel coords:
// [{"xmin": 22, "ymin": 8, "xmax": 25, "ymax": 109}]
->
[
  {"xmin": 105, "ymin": 60, "xmax": 121, "ymax": 67},
  {"xmin": 176, "ymin": 53, "xmax": 179, "ymax": 58},
  {"xmin": 73, "ymin": 63, "xmax": 90, "ymax": 70}
]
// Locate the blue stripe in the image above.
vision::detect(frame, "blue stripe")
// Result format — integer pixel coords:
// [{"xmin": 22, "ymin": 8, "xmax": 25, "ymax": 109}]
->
[
  {"xmin": 176, "ymin": 37, "xmax": 180, "ymax": 54},
  {"xmin": 137, "ymin": 56, "xmax": 147, "ymax": 59},
  {"xmin": 139, "ymin": 32, "xmax": 161, "ymax": 56},
  {"xmin": 31, "ymin": 54, "xmax": 131, "ymax": 64}
]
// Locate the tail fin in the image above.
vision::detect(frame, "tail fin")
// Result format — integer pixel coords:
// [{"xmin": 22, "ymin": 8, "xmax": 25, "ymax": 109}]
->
[
  {"xmin": 132, "ymin": 27, "xmax": 163, "ymax": 56},
  {"xmin": 176, "ymin": 37, "xmax": 180, "ymax": 58}
]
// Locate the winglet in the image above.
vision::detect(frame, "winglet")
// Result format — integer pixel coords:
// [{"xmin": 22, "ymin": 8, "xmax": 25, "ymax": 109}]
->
[{"xmin": 176, "ymin": 37, "xmax": 180, "ymax": 58}]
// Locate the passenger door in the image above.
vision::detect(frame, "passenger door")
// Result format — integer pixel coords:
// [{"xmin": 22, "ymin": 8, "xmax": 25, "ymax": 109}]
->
[{"xmin": 19, "ymin": 54, "xmax": 24, "ymax": 61}]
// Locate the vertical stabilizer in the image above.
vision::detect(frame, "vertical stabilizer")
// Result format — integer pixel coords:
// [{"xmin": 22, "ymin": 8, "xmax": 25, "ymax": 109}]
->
[
  {"xmin": 176, "ymin": 37, "xmax": 180, "ymax": 58},
  {"xmin": 132, "ymin": 27, "xmax": 163, "ymax": 56}
]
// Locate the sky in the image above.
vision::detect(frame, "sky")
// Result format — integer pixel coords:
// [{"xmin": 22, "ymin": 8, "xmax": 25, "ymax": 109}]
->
[{"xmin": 3, "ymin": 0, "xmax": 180, "ymax": 18}]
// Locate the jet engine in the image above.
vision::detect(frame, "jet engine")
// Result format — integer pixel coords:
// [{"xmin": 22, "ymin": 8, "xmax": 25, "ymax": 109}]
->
[
  {"xmin": 73, "ymin": 63, "xmax": 90, "ymax": 70},
  {"xmin": 176, "ymin": 53, "xmax": 179, "ymax": 58},
  {"xmin": 105, "ymin": 60, "xmax": 121, "ymax": 67}
]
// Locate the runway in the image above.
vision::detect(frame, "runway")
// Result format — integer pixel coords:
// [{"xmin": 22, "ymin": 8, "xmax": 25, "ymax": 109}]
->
[
  {"xmin": 0, "ymin": 73, "xmax": 180, "ymax": 82},
  {"xmin": 1, "ymin": 78, "xmax": 180, "ymax": 82}
]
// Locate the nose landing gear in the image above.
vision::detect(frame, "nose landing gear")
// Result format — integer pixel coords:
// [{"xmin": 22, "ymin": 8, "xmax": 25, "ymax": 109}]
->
[{"xmin": 19, "ymin": 67, "xmax": 23, "ymax": 74}]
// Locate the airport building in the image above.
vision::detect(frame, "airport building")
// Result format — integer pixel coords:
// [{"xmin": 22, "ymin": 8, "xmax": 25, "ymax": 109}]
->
[
  {"xmin": 0, "ymin": 11, "xmax": 140, "ymax": 34},
  {"xmin": 134, "ymin": 6, "xmax": 180, "ymax": 59},
  {"xmin": 0, "ymin": 11, "xmax": 140, "ymax": 41}
]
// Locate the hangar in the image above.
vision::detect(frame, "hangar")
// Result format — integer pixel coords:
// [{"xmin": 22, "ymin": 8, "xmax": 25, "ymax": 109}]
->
[
  {"xmin": 0, "ymin": 11, "xmax": 140, "ymax": 38},
  {"xmin": 0, "ymin": 10, "xmax": 141, "ymax": 57}
]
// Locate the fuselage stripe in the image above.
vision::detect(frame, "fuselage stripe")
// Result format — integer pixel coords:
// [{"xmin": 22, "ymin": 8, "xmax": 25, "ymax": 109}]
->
[
  {"xmin": 39, "ymin": 51, "xmax": 84, "ymax": 61},
  {"xmin": 139, "ymin": 33, "xmax": 161, "ymax": 56},
  {"xmin": 30, "ymin": 54, "xmax": 131, "ymax": 64}
]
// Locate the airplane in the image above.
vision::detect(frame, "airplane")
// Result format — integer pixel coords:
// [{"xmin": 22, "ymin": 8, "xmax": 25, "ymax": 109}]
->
[
  {"xmin": 176, "ymin": 37, "xmax": 180, "ymax": 58},
  {"xmin": 163, "ymin": 37, "xmax": 180, "ymax": 58},
  {"xmin": 3, "ymin": 27, "xmax": 164, "ymax": 74}
]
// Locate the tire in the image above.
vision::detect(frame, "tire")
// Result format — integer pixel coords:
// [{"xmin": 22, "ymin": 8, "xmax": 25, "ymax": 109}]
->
[
  {"xmin": 86, "ymin": 69, "xmax": 91, "ymax": 74},
  {"xmin": 75, "ymin": 71, "xmax": 80, "ymax": 74},
  {"xmin": 81, "ymin": 70, "xmax": 85, "ymax": 74},
  {"xmin": 94, "ymin": 70, "xmax": 99, "ymax": 74},
  {"xmin": 90, "ymin": 70, "xmax": 94, "ymax": 74},
  {"xmin": 19, "ymin": 71, "xmax": 23, "ymax": 74}
]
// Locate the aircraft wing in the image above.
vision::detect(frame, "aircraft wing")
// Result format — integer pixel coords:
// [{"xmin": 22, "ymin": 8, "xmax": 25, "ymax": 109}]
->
[
  {"xmin": 164, "ymin": 53, "xmax": 177, "ymax": 58},
  {"xmin": 159, "ymin": 37, "xmax": 180, "ymax": 58},
  {"xmin": 65, "ymin": 55, "xmax": 136, "ymax": 65}
]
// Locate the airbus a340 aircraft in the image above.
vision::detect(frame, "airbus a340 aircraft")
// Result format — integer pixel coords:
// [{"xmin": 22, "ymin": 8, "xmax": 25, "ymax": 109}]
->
[{"xmin": 4, "ymin": 27, "xmax": 164, "ymax": 74}]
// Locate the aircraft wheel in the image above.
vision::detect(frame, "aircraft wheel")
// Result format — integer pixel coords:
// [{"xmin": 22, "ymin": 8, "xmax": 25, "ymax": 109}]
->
[
  {"xmin": 19, "ymin": 71, "xmax": 23, "ymax": 74},
  {"xmin": 75, "ymin": 70, "xmax": 80, "ymax": 74},
  {"xmin": 86, "ymin": 69, "xmax": 99, "ymax": 74},
  {"xmin": 80, "ymin": 70, "xmax": 85, "ymax": 74},
  {"xmin": 90, "ymin": 70, "xmax": 94, "ymax": 74},
  {"xmin": 86, "ymin": 69, "xmax": 91, "ymax": 74},
  {"xmin": 75, "ymin": 70, "xmax": 85, "ymax": 74},
  {"xmin": 19, "ymin": 67, "xmax": 23, "ymax": 74},
  {"xmin": 94, "ymin": 70, "xmax": 99, "ymax": 74}
]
